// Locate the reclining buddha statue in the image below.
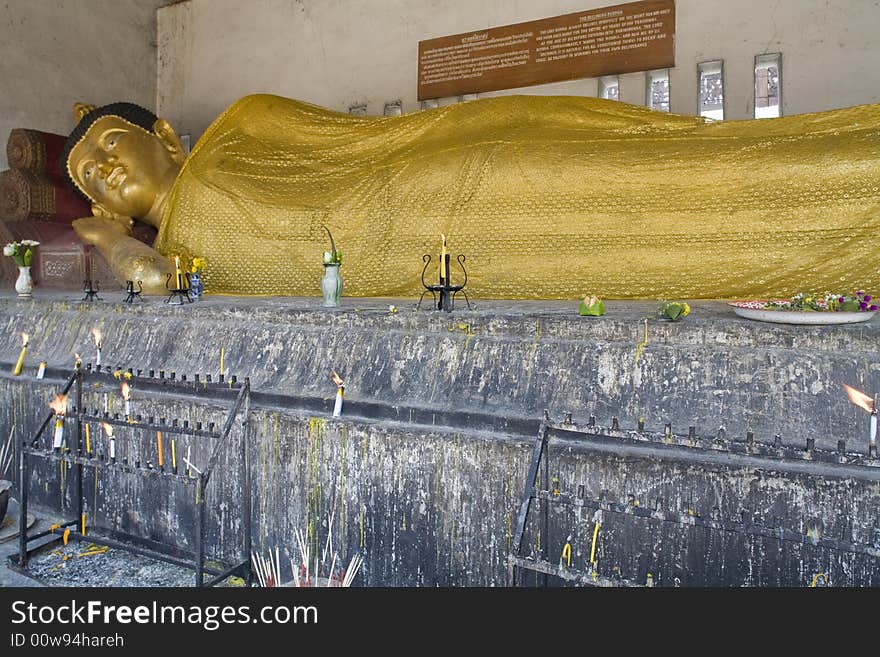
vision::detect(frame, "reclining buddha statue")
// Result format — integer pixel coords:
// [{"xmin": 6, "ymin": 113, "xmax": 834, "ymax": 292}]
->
[{"xmin": 63, "ymin": 94, "xmax": 880, "ymax": 298}]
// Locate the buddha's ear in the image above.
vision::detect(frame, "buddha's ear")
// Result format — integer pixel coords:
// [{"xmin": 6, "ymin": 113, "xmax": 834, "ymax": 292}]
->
[{"xmin": 153, "ymin": 118, "xmax": 187, "ymax": 165}]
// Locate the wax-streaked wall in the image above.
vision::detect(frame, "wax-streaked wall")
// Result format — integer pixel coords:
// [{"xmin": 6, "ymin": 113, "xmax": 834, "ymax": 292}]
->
[
  {"xmin": 157, "ymin": 0, "xmax": 880, "ymax": 141},
  {"xmin": 0, "ymin": 0, "xmax": 166, "ymax": 172}
]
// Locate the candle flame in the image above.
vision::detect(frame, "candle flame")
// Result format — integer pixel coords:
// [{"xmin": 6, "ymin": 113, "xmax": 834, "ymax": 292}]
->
[
  {"xmin": 48, "ymin": 394, "xmax": 68, "ymax": 416},
  {"xmin": 91, "ymin": 327, "xmax": 102, "ymax": 348},
  {"xmin": 843, "ymin": 384, "xmax": 875, "ymax": 413},
  {"xmin": 332, "ymin": 370, "xmax": 345, "ymax": 387},
  {"xmin": 120, "ymin": 381, "xmax": 131, "ymax": 400},
  {"xmin": 20, "ymin": 332, "xmax": 29, "ymax": 347},
  {"xmin": 441, "ymin": 233, "xmax": 447, "ymax": 246},
  {"xmin": 74, "ymin": 352, "xmax": 81, "ymax": 364},
  {"xmin": 101, "ymin": 421, "xmax": 113, "ymax": 437}
]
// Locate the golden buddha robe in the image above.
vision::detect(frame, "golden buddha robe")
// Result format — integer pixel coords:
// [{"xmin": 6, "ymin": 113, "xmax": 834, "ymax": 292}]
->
[{"xmin": 154, "ymin": 94, "xmax": 880, "ymax": 299}]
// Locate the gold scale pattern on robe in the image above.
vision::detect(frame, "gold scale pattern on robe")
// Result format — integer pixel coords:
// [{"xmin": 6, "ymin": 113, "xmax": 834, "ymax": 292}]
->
[{"xmin": 155, "ymin": 93, "xmax": 880, "ymax": 299}]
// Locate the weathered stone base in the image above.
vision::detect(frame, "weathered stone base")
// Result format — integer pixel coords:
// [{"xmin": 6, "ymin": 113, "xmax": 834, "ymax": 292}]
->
[{"xmin": 1, "ymin": 294, "xmax": 878, "ymax": 585}]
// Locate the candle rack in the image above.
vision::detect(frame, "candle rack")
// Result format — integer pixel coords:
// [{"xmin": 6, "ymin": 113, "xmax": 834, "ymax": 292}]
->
[
  {"xmin": 123, "ymin": 280, "xmax": 144, "ymax": 304},
  {"xmin": 509, "ymin": 411, "xmax": 880, "ymax": 588},
  {"xmin": 418, "ymin": 252, "xmax": 471, "ymax": 312},
  {"xmin": 12, "ymin": 366, "xmax": 253, "ymax": 587},
  {"xmin": 81, "ymin": 279, "xmax": 101, "ymax": 302},
  {"xmin": 164, "ymin": 271, "xmax": 192, "ymax": 305}
]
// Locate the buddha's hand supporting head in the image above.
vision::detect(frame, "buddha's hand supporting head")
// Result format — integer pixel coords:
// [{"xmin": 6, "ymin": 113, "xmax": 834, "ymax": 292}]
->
[
  {"xmin": 72, "ymin": 215, "xmax": 133, "ymax": 247},
  {"xmin": 62, "ymin": 102, "xmax": 185, "ymax": 226}
]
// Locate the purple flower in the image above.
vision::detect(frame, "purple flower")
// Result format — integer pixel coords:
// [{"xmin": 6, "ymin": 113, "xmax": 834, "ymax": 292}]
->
[
  {"xmin": 860, "ymin": 302, "xmax": 868, "ymax": 310},
  {"xmin": 865, "ymin": 295, "xmax": 872, "ymax": 302},
  {"xmin": 838, "ymin": 296, "xmax": 845, "ymax": 303},
  {"xmin": 871, "ymin": 305, "xmax": 878, "ymax": 311}
]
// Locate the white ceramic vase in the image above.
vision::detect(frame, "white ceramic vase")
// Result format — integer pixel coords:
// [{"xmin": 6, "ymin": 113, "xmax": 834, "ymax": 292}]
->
[{"xmin": 14, "ymin": 266, "xmax": 32, "ymax": 298}]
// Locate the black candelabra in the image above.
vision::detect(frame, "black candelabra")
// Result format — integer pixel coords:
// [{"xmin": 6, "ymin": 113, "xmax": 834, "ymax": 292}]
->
[
  {"xmin": 165, "ymin": 271, "xmax": 192, "ymax": 305},
  {"xmin": 81, "ymin": 279, "xmax": 101, "ymax": 302},
  {"xmin": 123, "ymin": 280, "xmax": 144, "ymax": 304},
  {"xmin": 418, "ymin": 251, "xmax": 470, "ymax": 312}
]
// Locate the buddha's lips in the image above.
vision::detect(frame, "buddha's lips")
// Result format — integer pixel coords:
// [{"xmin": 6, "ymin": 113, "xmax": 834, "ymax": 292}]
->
[{"xmin": 105, "ymin": 167, "xmax": 126, "ymax": 189}]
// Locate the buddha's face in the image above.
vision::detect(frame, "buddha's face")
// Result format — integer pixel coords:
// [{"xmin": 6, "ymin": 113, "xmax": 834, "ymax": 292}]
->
[{"xmin": 68, "ymin": 115, "xmax": 178, "ymax": 218}]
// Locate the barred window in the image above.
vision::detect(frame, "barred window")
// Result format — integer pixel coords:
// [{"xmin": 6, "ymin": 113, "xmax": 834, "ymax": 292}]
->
[
  {"xmin": 754, "ymin": 53, "xmax": 781, "ymax": 118},
  {"xmin": 698, "ymin": 60, "xmax": 724, "ymax": 120},
  {"xmin": 599, "ymin": 75, "xmax": 619, "ymax": 101},
  {"xmin": 646, "ymin": 69, "xmax": 669, "ymax": 112}
]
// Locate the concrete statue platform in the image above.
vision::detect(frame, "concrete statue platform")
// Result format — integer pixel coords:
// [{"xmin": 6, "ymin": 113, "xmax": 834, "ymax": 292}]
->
[
  {"xmin": 0, "ymin": 292, "xmax": 876, "ymax": 449},
  {"xmin": 0, "ymin": 292, "xmax": 878, "ymax": 586}
]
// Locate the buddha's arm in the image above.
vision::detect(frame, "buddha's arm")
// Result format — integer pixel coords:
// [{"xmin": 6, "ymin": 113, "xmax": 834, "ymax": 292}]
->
[{"xmin": 72, "ymin": 216, "xmax": 175, "ymax": 294}]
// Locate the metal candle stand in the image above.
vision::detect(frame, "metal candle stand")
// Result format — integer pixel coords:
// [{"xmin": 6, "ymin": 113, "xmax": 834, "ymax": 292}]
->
[
  {"xmin": 418, "ymin": 252, "xmax": 471, "ymax": 312},
  {"xmin": 508, "ymin": 410, "xmax": 880, "ymax": 588},
  {"xmin": 81, "ymin": 279, "xmax": 101, "ymax": 302},
  {"xmin": 12, "ymin": 366, "xmax": 253, "ymax": 587},
  {"xmin": 123, "ymin": 280, "xmax": 144, "ymax": 304},
  {"xmin": 164, "ymin": 271, "xmax": 192, "ymax": 305}
]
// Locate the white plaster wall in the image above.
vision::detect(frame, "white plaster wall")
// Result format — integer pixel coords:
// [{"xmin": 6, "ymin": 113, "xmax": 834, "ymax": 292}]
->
[
  {"xmin": 0, "ymin": 0, "xmax": 166, "ymax": 171},
  {"xmin": 157, "ymin": 0, "xmax": 880, "ymax": 141}
]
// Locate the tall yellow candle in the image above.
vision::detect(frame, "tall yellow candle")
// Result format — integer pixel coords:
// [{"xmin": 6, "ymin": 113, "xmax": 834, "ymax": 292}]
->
[
  {"xmin": 85, "ymin": 424, "xmax": 91, "ymax": 454},
  {"xmin": 589, "ymin": 522, "xmax": 601, "ymax": 565},
  {"xmin": 220, "ymin": 347, "xmax": 225, "ymax": 377},
  {"xmin": 12, "ymin": 333, "xmax": 28, "ymax": 376},
  {"xmin": 439, "ymin": 234, "xmax": 447, "ymax": 281},
  {"xmin": 157, "ymin": 431, "xmax": 164, "ymax": 468},
  {"xmin": 171, "ymin": 439, "xmax": 177, "ymax": 470},
  {"xmin": 174, "ymin": 255, "xmax": 183, "ymax": 289},
  {"xmin": 81, "ymin": 513, "xmax": 86, "ymax": 535}
]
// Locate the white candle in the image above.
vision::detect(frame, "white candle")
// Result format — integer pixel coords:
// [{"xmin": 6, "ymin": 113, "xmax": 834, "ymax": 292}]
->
[
  {"xmin": 333, "ymin": 387, "xmax": 344, "ymax": 417},
  {"xmin": 110, "ymin": 437, "xmax": 116, "ymax": 460},
  {"xmin": 871, "ymin": 413, "xmax": 877, "ymax": 444},
  {"xmin": 53, "ymin": 418, "xmax": 64, "ymax": 450}
]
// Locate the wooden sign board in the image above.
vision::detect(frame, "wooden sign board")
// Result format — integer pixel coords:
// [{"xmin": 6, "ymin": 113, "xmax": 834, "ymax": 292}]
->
[{"xmin": 418, "ymin": 0, "xmax": 675, "ymax": 100}]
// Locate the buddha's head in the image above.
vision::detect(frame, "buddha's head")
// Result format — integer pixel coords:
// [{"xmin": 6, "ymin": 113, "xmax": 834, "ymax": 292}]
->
[{"xmin": 62, "ymin": 102, "xmax": 185, "ymax": 221}]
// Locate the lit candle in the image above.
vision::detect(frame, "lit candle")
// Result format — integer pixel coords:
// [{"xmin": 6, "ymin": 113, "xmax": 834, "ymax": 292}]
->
[
  {"xmin": 102, "ymin": 422, "xmax": 115, "ymax": 461},
  {"xmin": 81, "ymin": 513, "xmax": 86, "ymax": 536},
  {"xmin": 332, "ymin": 371, "xmax": 345, "ymax": 417},
  {"xmin": 120, "ymin": 381, "xmax": 131, "ymax": 418},
  {"xmin": 157, "ymin": 431, "xmax": 164, "ymax": 468},
  {"xmin": 12, "ymin": 332, "xmax": 28, "ymax": 376},
  {"xmin": 74, "ymin": 353, "xmax": 82, "ymax": 370},
  {"xmin": 91, "ymin": 328, "xmax": 102, "ymax": 366},
  {"xmin": 174, "ymin": 255, "xmax": 183, "ymax": 289},
  {"xmin": 53, "ymin": 417, "xmax": 64, "ymax": 450},
  {"xmin": 171, "ymin": 439, "xmax": 177, "ymax": 471},
  {"xmin": 439, "ymin": 234, "xmax": 447, "ymax": 281},
  {"xmin": 220, "ymin": 347, "xmax": 225, "ymax": 377},
  {"xmin": 36, "ymin": 361, "xmax": 46, "ymax": 379},
  {"xmin": 85, "ymin": 424, "xmax": 91, "ymax": 454},
  {"xmin": 49, "ymin": 394, "xmax": 68, "ymax": 450}
]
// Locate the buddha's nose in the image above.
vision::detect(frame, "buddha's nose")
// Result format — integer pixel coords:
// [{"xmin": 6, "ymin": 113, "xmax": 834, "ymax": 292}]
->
[{"xmin": 96, "ymin": 156, "xmax": 118, "ymax": 178}]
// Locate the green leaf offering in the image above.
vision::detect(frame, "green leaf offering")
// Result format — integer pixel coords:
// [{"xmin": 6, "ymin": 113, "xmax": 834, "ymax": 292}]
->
[{"xmin": 579, "ymin": 295, "xmax": 605, "ymax": 317}]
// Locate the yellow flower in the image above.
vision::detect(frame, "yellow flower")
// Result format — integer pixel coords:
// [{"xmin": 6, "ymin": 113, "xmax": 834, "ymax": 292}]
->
[{"xmin": 682, "ymin": 303, "xmax": 691, "ymax": 317}]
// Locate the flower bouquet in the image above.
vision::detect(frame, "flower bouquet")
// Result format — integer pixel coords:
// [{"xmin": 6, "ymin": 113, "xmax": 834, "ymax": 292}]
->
[
  {"xmin": 322, "ymin": 226, "xmax": 342, "ymax": 265},
  {"xmin": 3, "ymin": 240, "xmax": 39, "ymax": 267}
]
